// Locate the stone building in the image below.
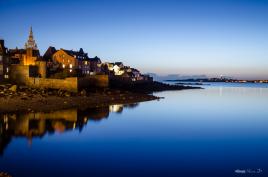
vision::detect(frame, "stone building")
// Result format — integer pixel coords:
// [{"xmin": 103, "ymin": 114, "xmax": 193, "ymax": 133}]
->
[
  {"xmin": 102, "ymin": 62, "xmax": 124, "ymax": 76},
  {"xmin": 89, "ymin": 56, "xmax": 102, "ymax": 74},
  {"xmin": 0, "ymin": 39, "xmax": 9, "ymax": 79},
  {"xmin": 9, "ymin": 27, "xmax": 41, "ymax": 66},
  {"xmin": 44, "ymin": 46, "xmax": 103, "ymax": 75},
  {"xmin": 52, "ymin": 48, "xmax": 91, "ymax": 74}
]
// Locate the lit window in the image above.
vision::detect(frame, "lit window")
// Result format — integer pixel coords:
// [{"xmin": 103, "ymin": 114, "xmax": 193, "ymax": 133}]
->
[
  {"xmin": 70, "ymin": 64, "xmax": 73, "ymax": 68},
  {"xmin": 6, "ymin": 67, "xmax": 9, "ymax": 73},
  {"xmin": 70, "ymin": 69, "xmax": 72, "ymax": 73},
  {"xmin": 63, "ymin": 64, "xmax": 65, "ymax": 68}
]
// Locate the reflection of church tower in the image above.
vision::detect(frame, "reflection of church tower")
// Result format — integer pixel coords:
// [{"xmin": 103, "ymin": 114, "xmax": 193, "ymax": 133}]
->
[{"xmin": 23, "ymin": 27, "xmax": 39, "ymax": 65}]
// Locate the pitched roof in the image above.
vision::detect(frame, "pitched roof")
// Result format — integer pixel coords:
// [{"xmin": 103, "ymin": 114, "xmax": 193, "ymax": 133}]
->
[
  {"xmin": 43, "ymin": 46, "xmax": 57, "ymax": 61},
  {"xmin": 89, "ymin": 56, "xmax": 101, "ymax": 62},
  {"xmin": 61, "ymin": 48, "xmax": 88, "ymax": 59},
  {"xmin": 131, "ymin": 68, "xmax": 140, "ymax": 72},
  {"xmin": 115, "ymin": 62, "xmax": 123, "ymax": 66}
]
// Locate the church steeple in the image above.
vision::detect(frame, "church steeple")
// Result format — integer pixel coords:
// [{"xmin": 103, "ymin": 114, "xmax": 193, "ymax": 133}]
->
[
  {"xmin": 25, "ymin": 26, "xmax": 38, "ymax": 50},
  {"xmin": 22, "ymin": 26, "xmax": 40, "ymax": 65},
  {"xmin": 29, "ymin": 26, "xmax": 33, "ymax": 39}
]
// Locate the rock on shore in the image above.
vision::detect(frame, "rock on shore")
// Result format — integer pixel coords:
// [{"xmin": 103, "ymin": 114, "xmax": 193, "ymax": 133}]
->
[
  {"xmin": 110, "ymin": 80, "xmax": 201, "ymax": 93},
  {"xmin": 0, "ymin": 84, "xmax": 159, "ymax": 113}
]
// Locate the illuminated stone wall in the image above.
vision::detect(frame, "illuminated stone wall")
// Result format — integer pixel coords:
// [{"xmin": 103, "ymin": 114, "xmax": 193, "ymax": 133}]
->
[
  {"xmin": 9, "ymin": 64, "xmax": 38, "ymax": 84},
  {"xmin": 27, "ymin": 77, "xmax": 78, "ymax": 92},
  {"xmin": 35, "ymin": 60, "xmax": 47, "ymax": 78},
  {"xmin": 10, "ymin": 64, "xmax": 108, "ymax": 92}
]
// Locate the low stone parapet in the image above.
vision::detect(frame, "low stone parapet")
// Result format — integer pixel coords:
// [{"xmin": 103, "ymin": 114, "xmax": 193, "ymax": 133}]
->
[{"xmin": 27, "ymin": 77, "xmax": 78, "ymax": 92}]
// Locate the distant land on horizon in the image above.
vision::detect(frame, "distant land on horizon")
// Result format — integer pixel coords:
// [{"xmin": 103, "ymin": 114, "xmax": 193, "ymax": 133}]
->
[
  {"xmin": 147, "ymin": 73, "xmax": 208, "ymax": 81},
  {"xmin": 147, "ymin": 73, "xmax": 268, "ymax": 82}
]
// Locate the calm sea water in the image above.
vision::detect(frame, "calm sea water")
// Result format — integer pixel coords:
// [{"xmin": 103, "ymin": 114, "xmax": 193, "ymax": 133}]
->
[{"xmin": 1, "ymin": 83, "xmax": 268, "ymax": 177}]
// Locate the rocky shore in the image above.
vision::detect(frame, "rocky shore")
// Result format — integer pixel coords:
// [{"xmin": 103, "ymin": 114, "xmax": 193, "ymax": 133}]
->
[
  {"xmin": 0, "ymin": 84, "xmax": 159, "ymax": 113},
  {"xmin": 110, "ymin": 80, "xmax": 201, "ymax": 93}
]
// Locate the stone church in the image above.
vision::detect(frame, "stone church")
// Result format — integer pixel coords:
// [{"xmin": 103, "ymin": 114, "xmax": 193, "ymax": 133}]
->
[{"xmin": 9, "ymin": 27, "xmax": 41, "ymax": 65}]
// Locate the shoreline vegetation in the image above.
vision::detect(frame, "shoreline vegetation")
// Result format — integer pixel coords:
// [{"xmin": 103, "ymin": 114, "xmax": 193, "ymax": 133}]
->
[{"xmin": 0, "ymin": 81, "xmax": 201, "ymax": 114}]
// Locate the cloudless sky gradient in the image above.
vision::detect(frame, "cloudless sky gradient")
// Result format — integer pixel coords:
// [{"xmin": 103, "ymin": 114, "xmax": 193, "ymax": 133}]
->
[{"xmin": 0, "ymin": 0, "xmax": 268, "ymax": 79}]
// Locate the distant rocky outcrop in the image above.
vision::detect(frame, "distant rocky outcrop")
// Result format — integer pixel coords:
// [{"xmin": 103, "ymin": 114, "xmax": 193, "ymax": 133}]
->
[
  {"xmin": 109, "ymin": 79, "xmax": 201, "ymax": 93},
  {"xmin": 146, "ymin": 73, "xmax": 208, "ymax": 81}
]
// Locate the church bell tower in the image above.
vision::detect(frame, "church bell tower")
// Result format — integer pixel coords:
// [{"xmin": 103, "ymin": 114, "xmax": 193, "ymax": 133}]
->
[{"xmin": 24, "ymin": 26, "xmax": 39, "ymax": 65}]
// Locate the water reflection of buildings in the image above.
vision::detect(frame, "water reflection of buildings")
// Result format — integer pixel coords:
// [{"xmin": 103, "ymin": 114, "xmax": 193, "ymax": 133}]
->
[
  {"xmin": 0, "ymin": 103, "xmax": 139, "ymax": 155},
  {"xmin": 109, "ymin": 103, "xmax": 139, "ymax": 113}
]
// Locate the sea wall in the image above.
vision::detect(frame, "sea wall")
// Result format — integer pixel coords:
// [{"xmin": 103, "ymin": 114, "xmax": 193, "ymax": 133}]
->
[
  {"xmin": 27, "ymin": 77, "xmax": 78, "ymax": 92},
  {"xmin": 10, "ymin": 64, "xmax": 38, "ymax": 84},
  {"xmin": 78, "ymin": 75, "xmax": 109, "ymax": 89},
  {"xmin": 9, "ymin": 64, "xmax": 108, "ymax": 92}
]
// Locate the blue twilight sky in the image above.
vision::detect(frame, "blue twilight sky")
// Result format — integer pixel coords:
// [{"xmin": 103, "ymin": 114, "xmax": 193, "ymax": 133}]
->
[{"xmin": 0, "ymin": 0, "xmax": 268, "ymax": 79}]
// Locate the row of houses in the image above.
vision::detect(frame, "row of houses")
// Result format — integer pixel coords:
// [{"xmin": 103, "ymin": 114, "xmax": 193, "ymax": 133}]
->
[
  {"xmin": 43, "ymin": 46, "xmax": 102, "ymax": 77},
  {"xmin": 0, "ymin": 27, "xmax": 152, "ymax": 82}
]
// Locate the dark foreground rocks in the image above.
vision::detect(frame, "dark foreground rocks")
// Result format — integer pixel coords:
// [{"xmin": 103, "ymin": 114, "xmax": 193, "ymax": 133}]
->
[
  {"xmin": 0, "ymin": 80, "xmax": 201, "ymax": 113},
  {"xmin": 0, "ymin": 172, "xmax": 12, "ymax": 177},
  {"xmin": 0, "ymin": 84, "xmax": 159, "ymax": 113}
]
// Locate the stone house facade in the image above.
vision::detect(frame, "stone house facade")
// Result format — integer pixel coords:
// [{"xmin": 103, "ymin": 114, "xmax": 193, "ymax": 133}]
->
[{"xmin": 0, "ymin": 39, "xmax": 9, "ymax": 79}]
